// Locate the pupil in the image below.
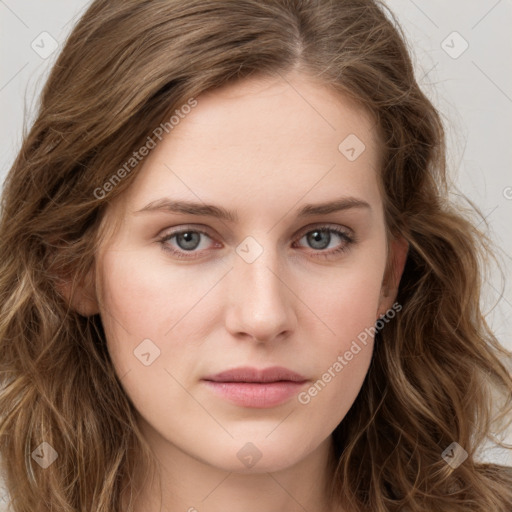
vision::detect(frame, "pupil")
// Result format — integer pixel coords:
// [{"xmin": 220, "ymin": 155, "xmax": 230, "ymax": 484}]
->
[
  {"xmin": 309, "ymin": 230, "xmax": 329, "ymax": 249},
  {"xmin": 179, "ymin": 232, "xmax": 199, "ymax": 250}
]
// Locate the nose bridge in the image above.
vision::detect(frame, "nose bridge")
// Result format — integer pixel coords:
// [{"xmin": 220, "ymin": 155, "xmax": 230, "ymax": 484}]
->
[
  {"xmin": 226, "ymin": 233, "xmax": 294, "ymax": 340},
  {"xmin": 240, "ymin": 237, "xmax": 281, "ymax": 289},
  {"xmin": 235, "ymin": 233, "xmax": 286, "ymax": 305}
]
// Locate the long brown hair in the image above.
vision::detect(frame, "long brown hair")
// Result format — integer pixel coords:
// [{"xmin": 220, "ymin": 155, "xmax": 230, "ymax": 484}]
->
[{"xmin": 1, "ymin": 1, "xmax": 511, "ymax": 511}]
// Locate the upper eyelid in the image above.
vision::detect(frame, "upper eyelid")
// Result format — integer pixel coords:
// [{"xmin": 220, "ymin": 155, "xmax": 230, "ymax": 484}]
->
[
  {"xmin": 296, "ymin": 223, "xmax": 353, "ymax": 237},
  {"xmin": 159, "ymin": 222, "xmax": 352, "ymax": 236}
]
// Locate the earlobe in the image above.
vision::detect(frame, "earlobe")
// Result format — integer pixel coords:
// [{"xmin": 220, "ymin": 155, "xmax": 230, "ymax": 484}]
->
[
  {"xmin": 56, "ymin": 266, "xmax": 100, "ymax": 317},
  {"xmin": 377, "ymin": 235, "xmax": 409, "ymax": 318}
]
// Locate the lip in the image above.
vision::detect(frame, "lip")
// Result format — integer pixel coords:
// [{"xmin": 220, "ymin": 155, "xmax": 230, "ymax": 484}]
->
[
  {"xmin": 203, "ymin": 366, "xmax": 307, "ymax": 383},
  {"xmin": 202, "ymin": 366, "xmax": 309, "ymax": 408}
]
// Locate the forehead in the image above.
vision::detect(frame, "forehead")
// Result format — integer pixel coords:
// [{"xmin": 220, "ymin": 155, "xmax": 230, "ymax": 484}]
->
[{"xmin": 110, "ymin": 72, "xmax": 382, "ymax": 224}]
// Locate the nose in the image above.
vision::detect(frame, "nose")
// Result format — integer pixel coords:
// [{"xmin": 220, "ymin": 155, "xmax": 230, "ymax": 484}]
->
[{"xmin": 224, "ymin": 240, "xmax": 297, "ymax": 343}]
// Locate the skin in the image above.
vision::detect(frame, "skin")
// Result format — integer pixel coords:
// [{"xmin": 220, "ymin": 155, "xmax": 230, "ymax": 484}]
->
[{"xmin": 71, "ymin": 70, "xmax": 408, "ymax": 512}]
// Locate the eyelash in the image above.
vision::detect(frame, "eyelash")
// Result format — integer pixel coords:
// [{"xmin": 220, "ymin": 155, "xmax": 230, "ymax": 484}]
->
[{"xmin": 156, "ymin": 224, "xmax": 356, "ymax": 261}]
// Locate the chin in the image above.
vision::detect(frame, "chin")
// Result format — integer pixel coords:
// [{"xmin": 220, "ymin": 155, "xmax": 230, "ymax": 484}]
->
[{"xmin": 202, "ymin": 435, "xmax": 322, "ymax": 474}]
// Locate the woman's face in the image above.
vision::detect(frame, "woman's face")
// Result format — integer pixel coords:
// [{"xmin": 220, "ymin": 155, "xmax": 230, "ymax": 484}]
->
[{"xmin": 91, "ymin": 72, "xmax": 405, "ymax": 473}]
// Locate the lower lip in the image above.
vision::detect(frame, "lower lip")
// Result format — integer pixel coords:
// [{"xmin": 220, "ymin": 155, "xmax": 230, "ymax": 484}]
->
[{"xmin": 202, "ymin": 380, "xmax": 308, "ymax": 408}]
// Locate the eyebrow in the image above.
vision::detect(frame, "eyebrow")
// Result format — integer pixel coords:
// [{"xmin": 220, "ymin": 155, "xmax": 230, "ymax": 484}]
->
[{"xmin": 133, "ymin": 196, "xmax": 371, "ymax": 222}]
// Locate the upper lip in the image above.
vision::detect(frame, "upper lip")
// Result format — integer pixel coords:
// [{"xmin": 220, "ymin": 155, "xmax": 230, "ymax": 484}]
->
[{"xmin": 202, "ymin": 366, "xmax": 308, "ymax": 383}]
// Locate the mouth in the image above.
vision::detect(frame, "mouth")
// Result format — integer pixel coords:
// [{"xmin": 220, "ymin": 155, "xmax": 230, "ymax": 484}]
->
[{"xmin": 201, "ymin": 366, "xmax": 309, "ymax": 408}]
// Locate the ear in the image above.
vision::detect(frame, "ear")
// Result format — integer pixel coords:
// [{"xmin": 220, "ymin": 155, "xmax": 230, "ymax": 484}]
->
[
  {"xmin": 377, "ymin": 234, "xmax": 409, "ymax": 319},
  {"xmin": 56, "ymin": 265, "xmax": 100, "ymax": 317}
]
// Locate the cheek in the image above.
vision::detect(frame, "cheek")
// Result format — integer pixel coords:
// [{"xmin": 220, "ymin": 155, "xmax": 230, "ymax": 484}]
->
[
  {"xmin": 298, "ymin": 341, "xmax": 373, "ymax": 428},
  {"xmin": 98, "ymin": 248, "xmax": 199, "ymax": 333},
  {"xmin": 295, "ymin": 253, "xmax": 385, "ymax": 412},
  {"xmin": 96, "ymin": 250, "xmax": 208, "ymax": 417},
  {"xmin": 306, "ymin": 256, "xmax": 385, "ymax": 352},
  {"xmin": 96, "ymin": 249, "xmax": 226, "ymax": 374},
  {"xmin": 294, "ymin": 271, "xmax": 381, "ymax": 432}
]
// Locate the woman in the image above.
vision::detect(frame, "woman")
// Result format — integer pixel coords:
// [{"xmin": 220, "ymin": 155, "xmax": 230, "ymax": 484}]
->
[{"xmin": 1, "ymin": 1, "xmax": 511, "ymax": 511}]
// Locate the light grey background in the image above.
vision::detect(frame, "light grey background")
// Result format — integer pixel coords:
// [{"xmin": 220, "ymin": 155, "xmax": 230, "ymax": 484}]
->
[{"xmin": 0, "ymin": 0, "xmax": 511, "ymax": 467}]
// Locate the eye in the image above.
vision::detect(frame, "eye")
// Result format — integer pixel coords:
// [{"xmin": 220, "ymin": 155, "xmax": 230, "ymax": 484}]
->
[
  {"xmin": 157, "ymin": 224, "xmax": 355, "ymax": 260},
  {"xmin": 293, "ymin": 225, "xmax": 355, "ymax": 259},
  {"xmin": 158, "ymin": 227, "xmax": 218, "ymax": 260}
]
